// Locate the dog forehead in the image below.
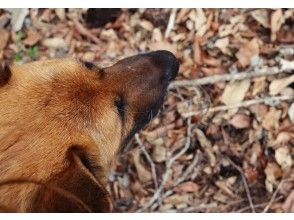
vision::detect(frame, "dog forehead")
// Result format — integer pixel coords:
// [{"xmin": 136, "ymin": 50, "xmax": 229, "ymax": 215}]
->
[{"xmin": 10, "ymin": 58, "xmax": 85, "ymax": 81}]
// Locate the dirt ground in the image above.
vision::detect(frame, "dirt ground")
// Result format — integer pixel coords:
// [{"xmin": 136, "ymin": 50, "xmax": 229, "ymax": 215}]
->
[{"xmin": 0, "ymin": 8, "xmax": 293, "ymax": 213}]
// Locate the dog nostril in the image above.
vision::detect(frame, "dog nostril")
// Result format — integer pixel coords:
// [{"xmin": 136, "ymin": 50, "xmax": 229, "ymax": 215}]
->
[{"xmin": 148, "ymin": 50, "xmax": 179, "ymax": 81}]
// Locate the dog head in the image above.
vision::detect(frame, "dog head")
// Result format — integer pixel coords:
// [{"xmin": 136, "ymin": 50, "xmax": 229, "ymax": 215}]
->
[{"xmin": 0, "ymin": 50, "xmax": 179, "ymax": 212}]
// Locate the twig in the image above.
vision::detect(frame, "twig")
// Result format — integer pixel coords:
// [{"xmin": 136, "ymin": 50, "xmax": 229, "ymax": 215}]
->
[
  {"xmin": 165, "ymin": 8, "xmax": 178, "ymax": 39},
  {"xmin": 226, "ymin": 157, "xmax": 256, "ymax": 213},
  {"xmin": 173, "ymin": 152, "xmax": 201, "ymax": 186},
  {"xmin": 135, "ymin": 134, "xmax": 158, "ymax": 190},
  {"xmin": 169, "ymin": 65, "xmax": 294, "ymax": 88},
  {"xmin": 137, "ymin": 117, "xmax": 192, "ymax": 212},
  {"xmin": 73, "ymin": 19, "xmax": 101, "ymax": 44},
  {"xmin": 182, "ymin": 95, "xmax": 294, "ymax": 118},
  {"xmin": 149, "ymin": 152, "xmax": 203, "ymax": 211},
  {"xmin": 235, "ymin": 196, "xmax": 284, "ymax": 213},
  {"xmin": 263, "ymin": 177, "xmax": 294, "ymax": 213}
]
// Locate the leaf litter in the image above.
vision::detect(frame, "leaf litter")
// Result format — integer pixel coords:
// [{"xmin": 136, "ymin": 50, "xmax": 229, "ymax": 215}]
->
[{"xmin": 0, "ymin": 8, "xmax": 293, "ymax": 213}]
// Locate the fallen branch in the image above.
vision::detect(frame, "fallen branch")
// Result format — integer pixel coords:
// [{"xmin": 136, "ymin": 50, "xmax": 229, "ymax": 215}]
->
[
  {"xmin": 73, "ymin": 19, "xmax": 101, "ymax": 44},
  {"xmin": 165, "ymin": 8, "xmax": 177, "ymax": 39},
  {"xmin": 263, "ymin": 177, "xmax": 294, "ymax": 213},
  {"xmin": 138, "ymin": 117, "xmax": 192, "ymax": 212},
  {"xmin": 169, "ymin": 65, "xmax": 294, "ymax": 88},
  {"xmin": 149, "ymin": 151, "xmax": 202, "ymax": 211},
  {"xmin": 182, "ymin": 95, "xmax": 294, "ymax": 118},
  {"xmin": 135, "ymin": 134, "xmax": 158, "ymax": 190},
  {"xmin": 226, "ymin": 157, "xmax": 256, "ymax": 213}
]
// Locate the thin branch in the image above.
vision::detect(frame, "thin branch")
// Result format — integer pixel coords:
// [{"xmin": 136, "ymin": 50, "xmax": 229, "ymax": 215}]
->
[
  {"xmin": 165, "ymin": 8, "xmax": 178, "ymax": 39},
  {"xmin": 263, "ymin": 177, "xmax": 294, "ymax": 213},
  {"xmin": 73, "ymin": 19, "xmax": 101, "ymax": 44},
  {"xmin": 182, "ymin": 95, "xmax": 294, "ymax": 118},
  {"xmin": 135, "ymin": 134, "xmax": 158, "ymax": 190},
  {"xmin": 226, "ymin": 157, "xmax": 256, "ymax": 213},
  {"xmin": 169, "ymin": 65, "xmax": 294, "ymax": 88},
  {"xmin": 138, "ymin": 117, "xmax": 192, "ymax": 212}
]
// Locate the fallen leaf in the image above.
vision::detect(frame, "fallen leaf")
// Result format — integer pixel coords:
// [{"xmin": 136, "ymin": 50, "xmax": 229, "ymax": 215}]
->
[
  {"xmin": 252, "ymin": 77, "xmax": 267, "ymax": 96},
  {"xmin": 132, "ymin": 150, "xmax": 152, "ymax": 183},
  {"xmin": 262, "ymin": 107, "xmax": 282, "ymax": 131},
  {"xmin": 214, "ymin": 37, "xmax": 230, "ymax": 55},
  {"xmin": 174, "ymin": 181, "xmax": 199, "ymax": 194},
  {"xmin": 24, "ymin": 29, "xmax": 42, "ymax": 46},
  {"xmin": 250, "ymin": 9, "xmax": 270, "ymax": 28},
  {"xmin": 289, "ymin": 103, "xmax": 294, "ymax": 123},
  {"xmin": 140, "ymin": 20, "xmax": 154, "ymax": 31},
  {"xmin": 236, "ymin": 38, "xmax": 260, "ymax": 68},
  {"xmin": 164, "ymin": 194, "xmax": 191, "ymax": 205},
  {"xmin": 0, "ymin": 29, "xmax": 9, "ymax": 51},
  {"xmin": 229, "ymin": 114, "xmax": 251, "ymax": 129},
  {"xmin": 269, "ymin": 75, "xmax": 294, "ymax": 95},
  {"xmin": 221, "ymin": 79, "xmax": 250, "ymax": 106},
  {"xmin": 151, "ymin": 139, "xmax": 167, "ymax": 163},
  {"xmin": 55, "ymin": 9, "xmax": 65, "ymax": 20},
  {"xmin": 264, "ymin": 162, "xmax": 283, "ymax": 193},
  {"xmin": 271, "ymin": 9, "xmax": 285, "ymax": 41},
  {"xmin": 5, "ymin": 8, "xmax": 29, "ymax": 31},
  {"xmin": 193, "ymin": 37, "xmax": 203, "ymax": 65},
  {"xmin": 282, "ymin": 190, "xmax": 294, "ymax": 212},
  {"xmin": 275, "ymin": 147, "xmax": 292, "ymax": 170},
  {"xmin": 42, "ymin": 38, "xmax": 68, "ymax": 49},
  {"xmin": 148, "ymin": 41, "xmax": 177, "ymax": 55}
]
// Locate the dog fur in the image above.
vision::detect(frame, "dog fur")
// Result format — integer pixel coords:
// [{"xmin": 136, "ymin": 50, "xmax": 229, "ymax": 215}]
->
[{"xmin": 0, "ymin": 51, "xmax": 179, "ymax": 212}]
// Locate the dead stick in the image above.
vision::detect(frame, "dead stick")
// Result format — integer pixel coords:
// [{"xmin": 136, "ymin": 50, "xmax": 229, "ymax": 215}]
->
[
  {"xmin": 138, "ymin": 117, "xmax": 192, "ymax": 212},
  {"xmin": 169, "ymin": 66, "xmax": 294, "ymax": 88},
  {"xmin": 135, "ymin": 134, "xmax": 159, "ymax": 190},
  {"xmin": 227, "ymin": 157, "xmax": 256, "ymax": 213},
  {"xmin": 182, "ymin": 95, "xmax": 294, "ymax": 118},
  {"xmin": 73, "ymin": 19, "xmax": 101, "ymax": 44},
  {"xmin": 165, "ymin": 8, "xmax": 178, "ymax": 39}
]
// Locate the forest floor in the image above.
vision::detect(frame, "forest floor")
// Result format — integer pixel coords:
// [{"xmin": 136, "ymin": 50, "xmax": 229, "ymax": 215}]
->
[{"xmin": 0, "ymin": 8, "xmax": 293, "ymax": 212}]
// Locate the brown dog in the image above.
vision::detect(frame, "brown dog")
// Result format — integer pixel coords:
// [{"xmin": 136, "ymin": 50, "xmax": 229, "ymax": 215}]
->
[{"xmin": 0, "ymin": 50, "xmax": 179, "ymax": 212}]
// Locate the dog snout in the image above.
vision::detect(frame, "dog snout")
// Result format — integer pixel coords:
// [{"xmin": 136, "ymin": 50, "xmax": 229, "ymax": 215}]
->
[{"xmin": 147, "ymin": 50, "xmax": 179, "ymax": 82}]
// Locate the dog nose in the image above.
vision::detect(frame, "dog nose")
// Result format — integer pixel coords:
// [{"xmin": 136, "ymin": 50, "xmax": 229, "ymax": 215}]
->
[{"xmin": 147, "ymin": 50, "xmax": 179, "ymax": 81}]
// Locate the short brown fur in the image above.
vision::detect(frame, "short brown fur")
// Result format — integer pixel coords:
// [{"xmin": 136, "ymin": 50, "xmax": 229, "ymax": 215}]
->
[{"xmin": 0, "ymin": 52, "xmax": 178, "ymax": 212}]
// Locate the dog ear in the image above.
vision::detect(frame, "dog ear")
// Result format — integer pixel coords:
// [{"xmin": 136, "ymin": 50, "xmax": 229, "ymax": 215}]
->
[{"xmin": 30, "ymin": 147, "xmax": 113, "ymax": 212}]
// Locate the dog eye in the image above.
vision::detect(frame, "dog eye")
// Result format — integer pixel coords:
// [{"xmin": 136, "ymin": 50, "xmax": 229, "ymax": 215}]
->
[{"xmin": 114, "ymin": 96, "xmax": 126, "ymax": 122}]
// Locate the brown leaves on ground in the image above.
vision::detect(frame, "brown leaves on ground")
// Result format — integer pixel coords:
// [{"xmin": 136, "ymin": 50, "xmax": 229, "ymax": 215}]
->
[{"xmin": 0, "ymin": 8, "xmax": 293, "ymax": 213}]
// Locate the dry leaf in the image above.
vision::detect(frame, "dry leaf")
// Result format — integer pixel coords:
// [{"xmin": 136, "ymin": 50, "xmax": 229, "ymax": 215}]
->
[
  {"xmin": 250, "ymin": 9, "xmax": 270, "ymax": 28},
  {"xmin": 221, "ymin": 79, "xmax": 250, "ymax": 106},
  {"xmin": 133, "ymin": 150, "xmax": 152, "ymax": 183},
  {"xmin": 140, "ymin": 20, "xmax": 154, "ymax": 31},
  {"xmin": 252, "ymin": 77, "xmax": 267, "ymax": 96},
  {"xmin": 271, "ymin": 9, "xmax": 285, "ymax": 41},
  {"xmin": 269, "ymin": 75, "xmax": 294, "ymax": 95},
  {"xmin": 42, "ymin": 38, "xmax": 68, "ymax": 49},
  {"xmin": 289, "ymin": 103, "xmax": 294, "ymax": 123},
  {"xmin": 148, "ymin": 41, "xmax": 177, "ymax": 55},
  {"xmin": 193, "ymin": 37, "xmax": 203, "ymax": 65},
  {"xmin": 174, "ymin": 181, "xmax": 199, "ymax": 194},
  {"xmin": 236, "ymin": 38, "xmax": 260, "ymax": 67},
  {"xmin": 24, "ymin": 29, "xmax": 42, "ymax": 46},
  {"xmin": 229, "ymin": 114, "xmax": 251, "ymax": 129},
  {"xmin": 152, "ymin": 139, "xmax": 167, "ymax": 163},
  {"xmin": 282, "ymin": 190, "xmax": 294, "ymax": 212},
  {"xmin": 55, "ymin": 9, "xmax": 65, "ymax": 20},
  {"xmin": 262, "ymin": 107, "xmax": 282, "ymax": 131},
  {"xmin": 164, "ymin": 194, "xmax": 191, "ymax": 205},
  {"xmin": 275, "ymin": 147, "xmax": 292, "ymax": 170},
  {"xmin": 214, "ymin": 37, "xmax": 231, "ymax": 55},
  {"xmin": 5, "ymin": 8, "xmax": 29, "ymax": 31},
  {"xmin": 264, "ymin": 162, "xmax": 283, "ymax": 193},
  {"xmin": 0, "ymin": 29, "xmax": 9, "ymax": 51}
]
